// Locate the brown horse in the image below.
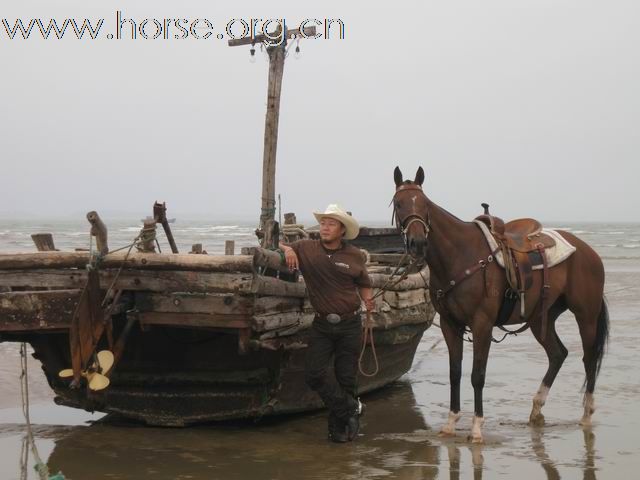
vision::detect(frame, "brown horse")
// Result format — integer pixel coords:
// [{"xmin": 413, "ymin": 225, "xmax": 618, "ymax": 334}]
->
[{"xmin": 392, "ymin": 166, "xmax": 609, "ymax": 442}]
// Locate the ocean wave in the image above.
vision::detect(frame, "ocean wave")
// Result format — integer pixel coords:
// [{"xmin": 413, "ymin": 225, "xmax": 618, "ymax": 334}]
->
[
  {"xmin": 118, "ymin": 227, "xmax": 144, "ymax": 232},
  {"xmin": 623, "ymin": 244, "xmax": 640, "ymax": 249}
]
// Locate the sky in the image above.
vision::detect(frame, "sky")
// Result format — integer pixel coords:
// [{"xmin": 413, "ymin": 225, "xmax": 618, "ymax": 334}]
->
[{"xmin": 1, "ymin": 0, "xmax": 638, "ymax": 224}]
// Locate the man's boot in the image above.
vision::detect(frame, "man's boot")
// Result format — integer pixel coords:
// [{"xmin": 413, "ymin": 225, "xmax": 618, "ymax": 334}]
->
[
  {"xmin": 328, "ymin": 411, "xmax": 348, "ymax": 443},
  {"xmin": 346, "ymin": 398, "xmax": 365, "ymax": 441}
]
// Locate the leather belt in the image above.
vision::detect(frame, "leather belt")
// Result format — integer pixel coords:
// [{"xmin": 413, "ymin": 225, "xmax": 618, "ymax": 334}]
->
[{"xmin": 315, "ymin": 310, "xmax": 360, "ymax": 324}]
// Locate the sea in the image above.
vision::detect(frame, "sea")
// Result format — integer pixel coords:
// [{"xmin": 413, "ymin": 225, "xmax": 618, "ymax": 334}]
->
[{"xmin": 0, "ymin": 218, "xmax": 638, "ymax": 479}]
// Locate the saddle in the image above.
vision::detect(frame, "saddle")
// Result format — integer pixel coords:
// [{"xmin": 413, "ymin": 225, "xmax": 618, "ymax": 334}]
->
[{"xmin": 475, "ymin": 203, "xmax": 555, "ymax": 339}]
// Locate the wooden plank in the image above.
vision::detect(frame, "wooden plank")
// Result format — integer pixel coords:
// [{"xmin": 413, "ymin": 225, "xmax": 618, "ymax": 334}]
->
[
  {"xmin": 135, "ymin": 292, "xmax": 254, "ymax": 315},
  {"xmin": 253, "ymin": 296, "xmax": 305, "ymax": 315},
  {"xmin": 31, "ymin": 233, "xmax": 57, "ymax": 252},
  {"xmin": 371, "ymin": 303, "xmax": 435, "ymax": 330},
  {"xmin": 138, "ymin": 312, "xmax": 250, "ymax": 329},
  {"xmin": 252, "ymin": 311, "xmax": 314, "ymax": 332},
  {"xmin": 383, "ymin": 289, "xmax": 427, "ymax": 309},
  {"xmin": 0, "ymin": 289, "xmax": 80, "ymax": 331},
  {"xmin": 251, "ymin": 275, "xmax": 307, "ymax": 298},
  {"xmin": 367, "ymin": 253, "xmax": 409, "ymax": 265},
  {"xmin": 0, "ymin": 252, "xmax": 254, "ymax": 273},
  {"xmin": 250, "ymin": 247, "xmax": 290, "ymax": 274},
  {"xmin": 369, "ymin": 266, "xmax": 430, "ymax": 291},
  {"xmin": 0, "ymin": 269, "xmax": 253, "ymax": 294}
]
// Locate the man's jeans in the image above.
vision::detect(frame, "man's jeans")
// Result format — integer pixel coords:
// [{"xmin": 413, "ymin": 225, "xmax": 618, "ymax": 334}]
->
[{"xmin": 305, "ymin": 315, "xmax": 362, "ymax": 421}]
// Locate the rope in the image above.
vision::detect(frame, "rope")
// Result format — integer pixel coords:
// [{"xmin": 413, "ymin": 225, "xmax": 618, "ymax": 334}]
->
[
  {"xmin": 20, "ymin": 343, "xmax": 66, "ymax": 480},
  {"xmin": 358, "ymin": 311, "xmax": 379, "ymax": 377},
  {"xmin": 359, "ymin": 254, "xmax": 426, "ymax": 377}
]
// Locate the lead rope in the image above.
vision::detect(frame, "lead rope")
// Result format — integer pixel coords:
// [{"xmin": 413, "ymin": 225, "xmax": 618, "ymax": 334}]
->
[
  {"xmin": 20, "ymin": 343, "xmax": 66, "ymax": 480},
  {"xmin": 358, "ymin": 254, "xmax": 424, "ymax": 377},
  {"xmin": 358, "ymin": 310, "xmax": 379, "ymax": 377}
]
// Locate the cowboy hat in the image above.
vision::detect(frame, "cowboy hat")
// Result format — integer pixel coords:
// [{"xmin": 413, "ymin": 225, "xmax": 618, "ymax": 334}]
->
[{"xmin": 313, "ymin": 204, "xmax": 360, "ymax": 240}]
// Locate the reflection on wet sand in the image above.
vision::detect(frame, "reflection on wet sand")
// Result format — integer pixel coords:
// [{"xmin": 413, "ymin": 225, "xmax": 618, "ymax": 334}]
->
[
  {"xmin": 530, "ymin": 426, "xmax": 598, "ymax": 480},
  {"xmin": 0, "ymin": 381, "xmax": 608, "ymax": 480},
  {"xmin": 45, "ymin": 382, "xmax": 442, "ymax": 480}
]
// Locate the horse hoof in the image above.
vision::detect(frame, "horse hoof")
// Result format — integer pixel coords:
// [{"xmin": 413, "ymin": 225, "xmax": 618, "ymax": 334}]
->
[
  {"xmin": 438, "ymin": 429, "xmax": 456, "ymax": 437},
  {"xmin": 579, "ymin": 416, "xmax": 592, "ymax": 427},
  {"xmin": 528, "ymin": 413, "xmax": 545, "ymax": 427},
  {"xmin": 468, "ymin": 434, "xmax": 484, "ymax": 444}
]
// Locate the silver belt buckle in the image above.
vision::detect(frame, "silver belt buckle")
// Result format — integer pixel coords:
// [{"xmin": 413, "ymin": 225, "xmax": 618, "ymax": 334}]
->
[{"xmin": 326, "ymin": 313, "xmax": 342, "ymax": 324}]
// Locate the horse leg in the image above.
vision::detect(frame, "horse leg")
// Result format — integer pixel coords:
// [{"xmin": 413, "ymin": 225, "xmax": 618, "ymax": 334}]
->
[
  {"xmin": 574, "ymin": 299, "xmax": 609, "ymax": 426},
  {"xmin": 529, "ymin": 298, "xmax": 569, "ymax": 426},
  {"xmin": 470, "ymin": 316, "xmax": 492, "ymax": 443},
  {"xmin": 439, "ymin": 315, "xmax": 464, "ymax": 436}
]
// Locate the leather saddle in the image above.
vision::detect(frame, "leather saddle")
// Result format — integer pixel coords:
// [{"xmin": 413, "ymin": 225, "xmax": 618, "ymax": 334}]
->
[{"xmin": 475, "ymin": 203, "xmax": 554, "ymax": 337}]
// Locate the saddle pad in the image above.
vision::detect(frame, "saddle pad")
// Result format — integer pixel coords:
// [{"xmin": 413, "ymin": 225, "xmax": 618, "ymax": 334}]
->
[{"xmin": 473, "ymin": 220, "xmax": 577, "ymax": 270}]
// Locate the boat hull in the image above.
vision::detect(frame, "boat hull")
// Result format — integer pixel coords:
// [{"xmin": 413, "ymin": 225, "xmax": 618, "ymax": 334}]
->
[{"xmin": 30, "ymin": 320, "xmax": 428, "ymax": 426}]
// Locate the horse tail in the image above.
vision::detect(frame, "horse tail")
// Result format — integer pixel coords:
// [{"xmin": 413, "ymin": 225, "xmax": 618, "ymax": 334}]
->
[{"xmin": 583, "ymin": 297, "xmax": 609, "ymax": 390}]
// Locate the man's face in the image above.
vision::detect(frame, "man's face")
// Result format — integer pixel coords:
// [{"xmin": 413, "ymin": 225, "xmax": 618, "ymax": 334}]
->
[{"xmin": 319, "ymin": 217, "xmax": 345, "ymax": 243}]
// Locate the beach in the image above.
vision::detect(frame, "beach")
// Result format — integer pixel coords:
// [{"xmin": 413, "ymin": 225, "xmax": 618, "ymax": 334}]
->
[{"xmin": 0, "ymin": 220, "xmax": 638, "ymax": 479}]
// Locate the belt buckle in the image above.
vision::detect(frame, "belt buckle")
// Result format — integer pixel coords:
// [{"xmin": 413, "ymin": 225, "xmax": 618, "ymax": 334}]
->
[{"xmin": 326, "ymin": 313, "xmax": 342, "ymax": 324}]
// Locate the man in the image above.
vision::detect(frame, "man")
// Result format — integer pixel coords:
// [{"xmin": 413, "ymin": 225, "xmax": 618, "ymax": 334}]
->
[{"xmin": 279, "ymin": 204, "xmax": 374, "ymax": 443}]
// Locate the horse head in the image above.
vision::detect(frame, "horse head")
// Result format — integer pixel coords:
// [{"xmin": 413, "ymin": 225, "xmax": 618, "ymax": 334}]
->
[{"xmin": 393, "ymin": 166, "xmax": 430, "ymax": 259}]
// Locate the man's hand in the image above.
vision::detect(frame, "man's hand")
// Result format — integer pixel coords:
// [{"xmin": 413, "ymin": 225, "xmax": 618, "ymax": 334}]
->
[
  {"xmin": 284, "ymin": 247, "xmax": 299, "ymax": 271},
  {"xmin": 278, "ymin": 242, "xmax": 299, "ymax": 271},
  {"xmin": 364, "ymin": 297, "xmax": 375, "ymax": 313},
  {"xmin": 359, "ymin": 287, "xmax": 375, "ymax": 313}
]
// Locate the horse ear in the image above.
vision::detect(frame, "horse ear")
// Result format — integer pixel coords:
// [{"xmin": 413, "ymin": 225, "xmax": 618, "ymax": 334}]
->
[
  {"xmin": 394, "ymin": 166, "xmax": 403, "ymax": 187},
  {"xmin": 414, "ymin": 167, "xmax": 425, "ymax": 186}
]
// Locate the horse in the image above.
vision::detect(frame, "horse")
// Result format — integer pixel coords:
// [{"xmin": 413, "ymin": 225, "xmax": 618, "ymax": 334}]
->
[{"xmin": 391, "ymin": 166, "xmax": 609, "ymax": 443}]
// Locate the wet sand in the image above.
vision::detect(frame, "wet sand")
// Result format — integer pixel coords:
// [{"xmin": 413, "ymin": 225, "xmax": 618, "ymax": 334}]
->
[{"xmin": 1, "ymin": 257, "xmax": 638, "ymax": 479}]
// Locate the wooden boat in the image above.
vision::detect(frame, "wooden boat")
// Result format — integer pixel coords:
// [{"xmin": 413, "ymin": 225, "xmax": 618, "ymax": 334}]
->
[
  {"xmin": 0, "ymin": 238, "xmax": 434, "ymax": 426},
  {"xmin": 0, "ymin": 26, "xmax": 434, "ymax": 426}
]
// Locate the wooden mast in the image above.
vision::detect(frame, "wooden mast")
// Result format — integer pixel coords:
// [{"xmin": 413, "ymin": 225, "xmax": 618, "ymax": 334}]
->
[{"xmin": 229, "ymin": 25, "xmax": 316, "ymax": 247}]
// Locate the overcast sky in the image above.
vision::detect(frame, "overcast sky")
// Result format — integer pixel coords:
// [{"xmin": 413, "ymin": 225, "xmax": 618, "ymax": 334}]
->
[{"xmin": 1, "ymin": 0, "xmax": 638, "ymax": 224}]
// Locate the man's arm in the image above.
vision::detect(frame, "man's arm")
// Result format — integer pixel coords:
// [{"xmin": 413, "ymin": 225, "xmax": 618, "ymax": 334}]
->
[
  {"xmin": 278, "ymin": 241, "xmax": 299, "ymax": 271},
  {"xmin": 359, "ymin": 286, "xmax": 375, "ymax": 313}
]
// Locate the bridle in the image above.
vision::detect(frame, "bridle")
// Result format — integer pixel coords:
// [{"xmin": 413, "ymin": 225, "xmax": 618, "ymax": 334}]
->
[{"xmin": 391, "ymin": 184, "xmax": 431, "ymax": 252}]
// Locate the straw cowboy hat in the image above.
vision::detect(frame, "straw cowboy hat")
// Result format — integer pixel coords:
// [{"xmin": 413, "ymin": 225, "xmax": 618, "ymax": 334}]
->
[{"xmin": 313, "ymin": 204, "xmax": 360, "ymax": 240}]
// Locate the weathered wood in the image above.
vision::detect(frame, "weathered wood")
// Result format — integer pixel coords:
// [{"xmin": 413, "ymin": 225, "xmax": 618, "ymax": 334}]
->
[
  {"xmin": 0, "ymin": 269, "xmax": 253, "ymax": 294},
  {"xmin": 0, "ymin": 289, "xmax": 80, "ymax": 331},
  {"xmin": 256, "ymin": 31, "xmax": 287, "ymax": 232},
  {"xmin": 138, "ymin": 312, "xmax": 250, "ymax": 329},
  {"xmin": 250, "ymin": 247, "xmax": 289, "ymax": 274},
  {"xmin": 31, "ymin": 233, "xmax": 57, "ymax": 252},
  {"xmin": 87, "ymin": 211, "xmax": 109, "ymax": 255},
  {"xmin": 367, "ymin": 253, "xmax": 409, "ymax": 265},
  {"xmin": 252, "ymin": 311, "xmax": 314, "ymax": 332},
  {"xmin": 383, "ymin": 289, "xmax": 427, "ymax": 309},
  {"xmin": 190, "ymin": 244, "xmax": 207, "ymax": 255},
  {"xmin": 225, "ymin": 240, "xmax": 235, "ymax": 256},
  {"xmin": 284, "ymin": 213, "xmax": 297, "ymax": 225},
  {"xmin": 251, "ymin": 275, "xmax": 307, "ymax": 298},
  {"xmin": 0, "ymin": 252, "xmax": 254, "ymax": 273},
  {"xmin": 154, "ymin": 201, "xmax": 179, "ymax": 254},
  {"xmin": 139, "ymin": 219, "xmax": 157, "ymax": 253},
  {"xmin": 135, "ymin": 292, "xmax": 254, "ymax": 315},
  {"xmin": 371, "ymin": 303, "xmax": 434, "ymax": 330},
  {"xmin": 262, "ymin": 220, "xmax": 280, "ymax": 249},
  {"xmin": 369, "ymin": 266, "xmax": 430, "ymax": 291},
  {"xmin": 253, "ymin": 296, "xmax": 305, "ymax": 315}
]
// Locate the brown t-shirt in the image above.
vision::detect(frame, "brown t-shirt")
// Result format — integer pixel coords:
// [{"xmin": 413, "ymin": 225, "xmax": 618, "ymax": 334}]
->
[{"xmin": 290, "ymin": 239, "xmax": 372, "ymax": 316}]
